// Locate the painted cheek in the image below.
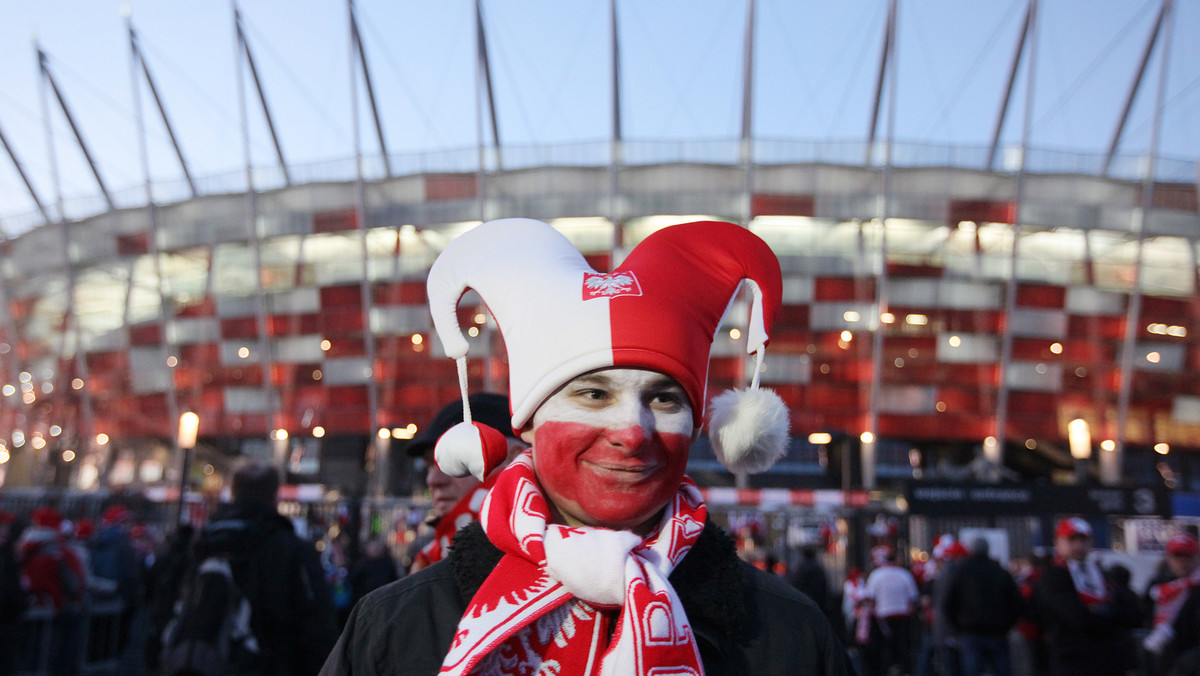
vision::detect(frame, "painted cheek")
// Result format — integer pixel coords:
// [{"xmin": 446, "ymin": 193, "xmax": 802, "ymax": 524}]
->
[{"xmin": 534, "ymin": 420, "xmax": 691, "ymax": 528}]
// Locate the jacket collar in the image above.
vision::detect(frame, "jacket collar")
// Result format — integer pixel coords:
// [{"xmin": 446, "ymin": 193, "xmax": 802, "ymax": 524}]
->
[{"xmin": 448, "ymin": 519, "xmax": 748, "ymax": 643}]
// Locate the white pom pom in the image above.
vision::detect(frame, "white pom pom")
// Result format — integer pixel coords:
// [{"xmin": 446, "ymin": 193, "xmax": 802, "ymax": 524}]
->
[
  {"xmin": 708, "ymin": 387, "xmax": 789, "ymax": 473},
  {"xmin": 434, "ymin": 422, "xmax": 488, "ymax": 479}
]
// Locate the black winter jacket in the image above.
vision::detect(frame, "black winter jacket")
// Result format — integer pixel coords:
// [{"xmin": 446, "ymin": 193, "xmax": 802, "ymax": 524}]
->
[
  {"xmin": 943, "ymin": 552, "xmax": 1023, "ymax": 635},
  {"xmin": 193, "ymin": 504, "xmax": 339, "ymax": 676},
  {"xmin": 321, "ymin": 521, "xmax": 850, "ymax": 675},
  {"xmin": 1031, "ymin": 559, "xmax": 1143, "ymax": 676}
]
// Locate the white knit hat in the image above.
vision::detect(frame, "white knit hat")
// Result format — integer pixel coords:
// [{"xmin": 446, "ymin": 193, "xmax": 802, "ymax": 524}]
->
[{"xmin": 426, "ymin": 218, "xmax": 789, "ymax": 479}]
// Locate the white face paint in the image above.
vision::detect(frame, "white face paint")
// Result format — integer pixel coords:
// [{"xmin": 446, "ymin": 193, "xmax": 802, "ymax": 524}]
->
[{"xmin": 526, "ymin": 368, "xmax": 694, "ymax": 532}]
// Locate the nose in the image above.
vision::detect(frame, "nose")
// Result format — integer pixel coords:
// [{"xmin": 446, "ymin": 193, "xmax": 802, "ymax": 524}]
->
[{"xmin": 605, "ymin": 421, "xmax": 648, "ymax": 451}]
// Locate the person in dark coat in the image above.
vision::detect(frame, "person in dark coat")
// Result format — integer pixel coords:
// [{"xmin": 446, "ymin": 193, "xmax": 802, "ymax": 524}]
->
[
  {"xmin": 321, "ymin": 219, "xmax": 851, "ymax": 675},
  {"xmin": 1032, "ymin": 517, "xmax": 1142, "ymax": 676},
  {"xmin": 792, "ymin": 544, "xmax": 834, "ymax": 620},
  {"xmin": 348, "ymin": 539, "xmax": 399, "ymax": 610},
  {"xmin": 0, "ymin": 510, "xmax": 29, "ymax": 674},
  {"xmin": 184, "ymin": 461, "xmax": 339, "ymax": 676},
  {"xmin": 943, "ymin": 537, "xmax": 1024, "ymax": 676},
  {"xmin": 143, "ymin": 522, "xmax": 196, "ymax": 670}
]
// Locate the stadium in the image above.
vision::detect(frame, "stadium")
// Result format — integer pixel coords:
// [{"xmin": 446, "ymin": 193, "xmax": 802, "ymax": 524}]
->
[{"xmin": 0, "ymin": 1, "xmax": 1197, "ymax": 547}]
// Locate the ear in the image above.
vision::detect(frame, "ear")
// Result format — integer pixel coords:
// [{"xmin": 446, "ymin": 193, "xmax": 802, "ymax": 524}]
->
[{"xmin": 519, "ymin": 426, "xmax": 536, "ymax": 445}]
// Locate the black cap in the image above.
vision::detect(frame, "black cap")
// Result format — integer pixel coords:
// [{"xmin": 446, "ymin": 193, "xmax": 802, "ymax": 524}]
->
[{"xmin": 406, "ymin": 392, "xmax": 514, "ymax": 458}]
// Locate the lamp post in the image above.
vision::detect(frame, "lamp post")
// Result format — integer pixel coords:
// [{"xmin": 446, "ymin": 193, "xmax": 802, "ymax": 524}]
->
[
  {"xmin": 176, "ymin": 411, "xmax": 199, "ymax": 526},
  {"xmin": 1068, "ymin": 418, "xmax": 1091, "ymax": 485}
]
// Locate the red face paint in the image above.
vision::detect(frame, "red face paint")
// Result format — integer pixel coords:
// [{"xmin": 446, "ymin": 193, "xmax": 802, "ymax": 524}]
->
[{"xmin": 532, "ymin": 421, "xmax": 691, "ymax": 531}]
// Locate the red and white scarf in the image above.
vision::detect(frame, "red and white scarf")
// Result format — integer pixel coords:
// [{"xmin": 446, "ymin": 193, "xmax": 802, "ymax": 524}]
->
[
  {"xmin": 440, "ymin": 452, "xmax": 707, "ymax": 676},
  {"xmin": 1150, "ymin": 567, "xmax": 1200, "ymax": 629},
  {"xmin": 1063, "ymin": 556, "xmax": 1110, "ymax": 607}
]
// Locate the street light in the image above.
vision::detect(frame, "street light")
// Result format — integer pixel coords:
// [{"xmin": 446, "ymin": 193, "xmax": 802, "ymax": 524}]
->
[
  {"xmin": 1068, "ymin": 418, "xmax": 1091, "ymax": 485},
  {"xmin": 176, "ymin": 412, "xmax": 199, "ymax": 526}
]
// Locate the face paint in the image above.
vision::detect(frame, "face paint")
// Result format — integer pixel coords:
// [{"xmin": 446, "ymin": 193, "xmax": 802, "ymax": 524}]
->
[{"xmin": 530, "ymin": 369, "xmax": 694, "ymax": 532}]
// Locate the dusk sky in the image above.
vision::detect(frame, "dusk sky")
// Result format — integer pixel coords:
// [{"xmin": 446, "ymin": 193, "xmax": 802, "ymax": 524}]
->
[{"xmin": 0, "ymin": 0, "xmax": 1197, "ymax": 232}]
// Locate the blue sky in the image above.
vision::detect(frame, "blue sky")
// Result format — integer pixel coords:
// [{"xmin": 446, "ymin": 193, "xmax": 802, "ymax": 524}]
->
[{"xmin": 0, "ymin": 0, "xmax": 1197, "ymax": 232}]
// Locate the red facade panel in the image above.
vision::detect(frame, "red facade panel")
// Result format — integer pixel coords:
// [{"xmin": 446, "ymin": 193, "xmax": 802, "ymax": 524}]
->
[
  {"xmin": 373, "ymin": 281, "xmax": 427, "ymax": 306},
  {"xmin": 320, "ymin": 309, "xmax": 365, "ymax": 334},
  {"xmin": 1066, "ymin": 315, "xmax": 1125, "ymax": 340},
  {"xmin": 1016, "ymin": 283, "xmax": 1066, "ymax": 309},
  {"xmin": 320, "ymin": 285, "xmax": 363, "ymax": 308},
  {"xmin": 425, "ymin": 173, "xmax": 478, "ymax": 201},
  {"xmin": 948, "ymin": 199, "xmax": 1015, "ymax": 225},
  {"xmin": 313, "ymin": 209, "xmax": 359, "ymax": 234},
  {"xmin": 219, "ymin": 317, "xmax": 259, "ymax": 339},
  {"xmin": 86, "ymin": 351, "xmax": 129, "ymax": 373},
  {"xmin": 814, "ymin": 277, "xmax": 875, "ymax": 301},
  {"xmin": 751, "ymin": 193, "xmax": 815, "ymax": 217},
  {"xmin": 116, "ymin": 232, "xmax": 151, "ymax": 256},
  {"xmin": 128, "ymin": 323, "xmax": 163, "ymax": 346},
  {"xmin": 176, "ymin": 297, "xmax": 216, "ymax": 318},
  {"xmin": 267, "ymin": 314, "xmax": 321, "ymax": 335}
]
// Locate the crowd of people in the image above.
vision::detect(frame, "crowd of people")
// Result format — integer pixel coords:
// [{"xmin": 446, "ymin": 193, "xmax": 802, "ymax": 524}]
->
[{"xmin": 3, "ymin": 217, "xmax": 1200, "ymax": 676}]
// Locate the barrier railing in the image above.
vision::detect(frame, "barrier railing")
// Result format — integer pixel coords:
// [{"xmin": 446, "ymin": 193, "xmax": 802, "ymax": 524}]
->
[{"xmin": 16, "ymin": 597, "xmax": 126, "ymax": 676}]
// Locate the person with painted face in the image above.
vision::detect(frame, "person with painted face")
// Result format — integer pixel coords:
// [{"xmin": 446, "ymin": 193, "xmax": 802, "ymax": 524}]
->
[{"xmin": 321, "ymin": 218, "xmax": 850, "ymax": 675}]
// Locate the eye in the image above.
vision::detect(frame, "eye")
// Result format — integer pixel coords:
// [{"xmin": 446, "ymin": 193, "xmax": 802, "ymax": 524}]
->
[
  {"xmin": 569, "ymin": 386, "xmax": 610, "ymax": 406},
  {"xmin": 646, "ymin": 388, "xmax": 686, "ymax": 412}
]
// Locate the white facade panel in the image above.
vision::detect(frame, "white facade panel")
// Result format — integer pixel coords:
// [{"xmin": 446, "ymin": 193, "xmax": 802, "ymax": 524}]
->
[
  {"xmin": 322, "ymin": 357, "xmax": 372, "ymax": 385},
  {"xmin": 936, "ymin": 333, "xmax": 998, "ymax": 363},
  {"xmin": 1010, "ymin": 308, "xmax": 1068, "ymax": 339}
]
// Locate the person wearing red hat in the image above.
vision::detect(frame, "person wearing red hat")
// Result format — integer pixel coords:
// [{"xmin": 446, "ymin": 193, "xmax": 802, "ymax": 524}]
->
[
  {"xmin": 1144, "ymin": 532, "xmax": 1200, "ymax": 673},
  {"xmin": 406, "ymin": 392, "xmax": 528, "ymax": 573},
  {"xmin": 323, "ymin": 219, "xmax": 849, "ymax": 675},
  {"xmin": 17, "ymin": 505, "xmax": 88, "ymax": 674},
  {"xmin": 89, "ymin": 504, "xmax": 142, "ymax": 657},
  {"xmin": 1031, "ymin": 517, "xmax": 1142, "ymax": 676}
]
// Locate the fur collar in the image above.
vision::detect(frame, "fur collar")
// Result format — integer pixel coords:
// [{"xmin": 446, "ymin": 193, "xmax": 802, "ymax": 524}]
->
[{"xmin": 448, "ymin": 519, "xmax": 748, "ymax": 640}]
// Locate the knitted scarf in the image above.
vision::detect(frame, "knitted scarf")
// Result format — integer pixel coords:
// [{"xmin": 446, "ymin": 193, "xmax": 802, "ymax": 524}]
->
[
  {"xmin": 1150, "ymin": 567, "xmax": 1200, "ymax": 628},
  {"xmin": 440, "ymin": 452, "xmax": 706, "ymax": 676}
]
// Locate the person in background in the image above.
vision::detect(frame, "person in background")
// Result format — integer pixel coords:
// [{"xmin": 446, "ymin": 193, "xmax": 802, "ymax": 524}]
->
[
  {"xmin": 865, "ymin": 545, "xmax": 920, "ymax": 676},
  {"xmin": 182, "ymin": 460, "xmax": 338, "ymax": 675},
  {"xmin": 943, "ymin": 537, "xmax": 1024, "ymax": 676},
  {"xmin": 143, "ymin": 522, "xmax": 195, "ymax": 671},
  {"xmin": 406, "ymin": 392, "xmax": 527, "ymax": 572},
  {"xmin": 1032, "ymin": 517, "xmax": 1141, "ymax": 676},
  {"xmin": 88, "ymin": 504, "xmax": 142, "ymax": 653},
  {"xmin": 18, "ymin": 506, "xmax": 87, "ymax": 675},
  {"xmin": 322, "ymin": 218, "xmax": 850, "ymax": 674},
  {"xmin": 349, "ymin": 538, "xmax": 399, "ymax": 609},
  {"xmin": 0, "ymin": 509, "xmax": 29, "ymax": 674},
  {"xmin": 1144, "ymin": 532, "xmax": 1200, "ymax": 675},
  {"xmin": 792, "ymin": 544, "xmax": 834, "ymax": 627},
  {"xmin": 916, "ymin": 536, "xmax": 969, "ymax": 676}
]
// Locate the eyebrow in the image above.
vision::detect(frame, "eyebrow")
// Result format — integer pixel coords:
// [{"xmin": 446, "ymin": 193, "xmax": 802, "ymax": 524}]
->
[{"xmin": 571, "ymin": 371, "xmax": 682, "ymax": 389}]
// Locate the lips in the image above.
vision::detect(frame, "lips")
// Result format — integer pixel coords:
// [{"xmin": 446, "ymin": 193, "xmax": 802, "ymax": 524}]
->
[{"xmin": 582, "ymin": 459, "xmax": 660, "ymax": 482}]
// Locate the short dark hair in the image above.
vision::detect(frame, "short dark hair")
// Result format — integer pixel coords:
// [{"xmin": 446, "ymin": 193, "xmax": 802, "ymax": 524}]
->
[{"xmin": 231, "ymin": 460, "xmax": 280, "ymax": 509}]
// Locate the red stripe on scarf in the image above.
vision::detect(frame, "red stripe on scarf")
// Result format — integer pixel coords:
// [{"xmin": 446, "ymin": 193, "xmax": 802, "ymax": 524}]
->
[{"xmin": 440, "ymin": 452, "xmax": 706, "ymax": 676}]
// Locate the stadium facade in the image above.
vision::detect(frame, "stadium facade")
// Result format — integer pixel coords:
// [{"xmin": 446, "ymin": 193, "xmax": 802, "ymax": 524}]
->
[
  {"xmin": 0, "ymin": 1, "xmax": 1198, "ymax": 504},
  {"xmin": 1, "ymin": 139, "xmax": 1197, "ymax": 498}
]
